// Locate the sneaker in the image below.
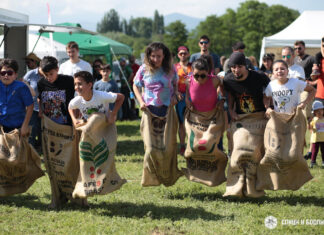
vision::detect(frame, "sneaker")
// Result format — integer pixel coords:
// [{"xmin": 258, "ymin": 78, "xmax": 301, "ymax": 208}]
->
[
  {"xmin": 310, "ymin": 162, "xmax": 317, "ymax": 168},
  {"xmin": 304, "ymin": 152, "xmax": 311, "ymax": 160}
]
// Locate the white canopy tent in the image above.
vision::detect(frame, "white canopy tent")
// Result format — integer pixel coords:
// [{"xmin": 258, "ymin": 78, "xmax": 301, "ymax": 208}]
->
[
  {"xmin": 260, "ymin": 11, "xmax": 324, "ymax": 65},
  {"xmin": 0, "ymin": 34, "xmax": 68, "ymax": 63}
]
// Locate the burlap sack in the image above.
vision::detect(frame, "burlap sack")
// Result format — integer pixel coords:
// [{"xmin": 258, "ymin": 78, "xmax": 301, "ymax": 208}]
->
[
  {"xmin": 256, "ymin": 108, "xmax": 313, "ymax": 190},
  {"xmin": 42, "ymin": 116, "xmax": 80, "ymax": 208},
  {"xmin": 141, "ymin": 107, "xmax": 183, "ymax": 187},
  {"xmin": 72, "ymin": 114, "xmax": 126, "ymax": 198},
  {"xmin": 0, "ymin": 127, "xmax": 44, "ymax": 196},
  {"xmin": 224, "ymin": 112, "xmax": 267, "ymax": 198},
  {"xmin": 182, "ymin": 108, "xmax": 227, "ymax": 186}
]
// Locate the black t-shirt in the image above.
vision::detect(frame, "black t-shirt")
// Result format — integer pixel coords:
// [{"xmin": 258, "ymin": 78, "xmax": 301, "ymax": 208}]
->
[
  {"xmin": 294, "ymin": 54, "xmax": 315, "ymax": 80},
  {"xmin": 223, "ymin": 70, "xmax": 270, "ymax": 114},
  {"xmin": 38, "ymin": 74, "xmax": 75, "ymax": 125}
]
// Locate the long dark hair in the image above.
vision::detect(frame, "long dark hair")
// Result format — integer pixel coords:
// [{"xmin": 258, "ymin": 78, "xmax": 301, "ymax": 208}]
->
[{"xmin": 144, "ymin": 42, "xmax": 172, "ymax": 74}]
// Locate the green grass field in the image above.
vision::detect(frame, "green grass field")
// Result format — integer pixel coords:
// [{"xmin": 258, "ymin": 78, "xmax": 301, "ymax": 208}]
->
[{"xmin": 0, "ymin": 120, "xmax": 323, "ymax": 235}]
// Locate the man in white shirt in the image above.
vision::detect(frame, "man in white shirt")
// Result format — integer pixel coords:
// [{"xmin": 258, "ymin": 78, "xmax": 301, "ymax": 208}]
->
[
  {"xmin": 282, "ymin": 46, "xmax": 305, "ymax": 80},
  {"xmin": 59, "ymin": 41, "xmax": 92, "ymax": 76}
]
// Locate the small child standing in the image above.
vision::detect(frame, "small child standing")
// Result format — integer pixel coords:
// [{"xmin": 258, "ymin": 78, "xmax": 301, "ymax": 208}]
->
[
  {"xmin": 309, "ymin": 100, "xmax": 324, "ymax": 168},
  {"xmin": 93, "ymin": 64, "xmax": 119, "ymax": 111},
  {"xmin": 0, "ymin": 59, "xmax": 33, "ymax": 136},
  {"xmin": 68, "ymin": 71, "xmax": 124, "ymax": 126}
]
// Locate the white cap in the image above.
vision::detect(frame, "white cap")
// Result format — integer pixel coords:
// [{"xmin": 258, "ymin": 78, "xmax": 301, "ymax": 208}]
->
[{"xmin": 312, "ymin": 100, "xmax": 324, "ymax": 113}]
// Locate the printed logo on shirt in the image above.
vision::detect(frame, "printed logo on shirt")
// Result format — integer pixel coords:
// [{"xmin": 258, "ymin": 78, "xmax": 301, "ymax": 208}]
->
[
  {"xmin": 272, "ymin": 89, "xmax": 293, "ymax": 113},
  {"xmin": 41, "ymin": 90, "xmax": 68, "ymax": 124},
  {"xmin": 238, "ymin": 92, "xmax": 256, "ymax": 113}
]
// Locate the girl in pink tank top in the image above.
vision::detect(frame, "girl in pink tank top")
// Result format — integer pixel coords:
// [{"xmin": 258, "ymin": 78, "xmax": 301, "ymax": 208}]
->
[{"xmin": 186, "ymin": 58, "xmax": 221, "ymax": 112}]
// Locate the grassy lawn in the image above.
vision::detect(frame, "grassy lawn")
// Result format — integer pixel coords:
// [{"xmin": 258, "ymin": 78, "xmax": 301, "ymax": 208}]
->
[{"xmin": 0, "ymin": 119, "xmax": 323, "ymax": 235}]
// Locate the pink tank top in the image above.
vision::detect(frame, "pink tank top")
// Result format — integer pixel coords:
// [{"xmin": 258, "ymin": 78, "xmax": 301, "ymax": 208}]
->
[{"xmin": 189, "ymin": 75, "xmax": 218, "ymax": 112}]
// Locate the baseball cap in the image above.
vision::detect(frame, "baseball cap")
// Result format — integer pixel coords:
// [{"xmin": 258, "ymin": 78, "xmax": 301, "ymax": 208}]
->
[{"xmin": 312, "ymin": 100, "xmax": 324, "ymax": 112}]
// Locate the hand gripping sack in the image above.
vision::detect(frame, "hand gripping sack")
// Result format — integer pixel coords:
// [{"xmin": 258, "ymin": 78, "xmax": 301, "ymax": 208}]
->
[
  {"xmin": 224, "ymin": 112, "xmax": 267, "ymax": 198},
  {"xmin": 182, "ymin": 108, "xmax": 227, "ymax": 186},
  {"xmin": 72, "ymin": 114, "xmax": 126, "ymax": 198},
  {"xmin": 256, "ymin": 108, "xmax": 312, "ymax": 190},
  {"xmin": 141, "ymin": 107, "xmax": 183, "ymax": 187},
  {"xmin": 42, "ymin": 116, "xmax": 80, "ymax": 208},
  {"xmin": 0, "ymin": 127, "xmax": 44, "ymax": 196}
]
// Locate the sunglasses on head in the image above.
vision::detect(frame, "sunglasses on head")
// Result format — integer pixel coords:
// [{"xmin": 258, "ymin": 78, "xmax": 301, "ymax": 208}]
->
[
  {"xmin": 199, "ymin": 41, "xmax": 209, "ymax": 45},
  {"xmin": 0, "ymin": 70, "xmax": 14, "ymax": 76},
  {"xmin": 294, "ymin": 47, "xmax": 302, "ymax": 50},
  {"xmin": 193, "ymin": 74, "xmax": 207, "ymax": 79},
  {"xmin": 282, "ymin": 55, "xmax": 292, "ymax": 59}
]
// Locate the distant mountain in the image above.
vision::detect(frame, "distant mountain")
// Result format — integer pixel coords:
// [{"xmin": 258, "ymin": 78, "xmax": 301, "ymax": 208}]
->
[{"xmin": 164, "ymin": 13, "xmax": 203, "ymax": 31}]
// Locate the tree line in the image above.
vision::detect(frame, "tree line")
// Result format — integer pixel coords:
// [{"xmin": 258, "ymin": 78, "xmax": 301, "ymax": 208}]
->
[{"xmin": 96, "ymin": 0, "xmax": 299, "ymax": 60}]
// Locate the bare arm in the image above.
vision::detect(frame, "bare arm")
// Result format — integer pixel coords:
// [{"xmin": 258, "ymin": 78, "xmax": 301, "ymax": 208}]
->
[
  {"xmin": 133, "ymin": 83, "xmax": 146, "ymax": 110},
  {"xmin": 107, "ymin": 93, "xmax": 124, "ymax": 124},
  {"xmin": 21, "ymin": 104, "xmax": 34, "ymax": 137},
  {"xmin": 298, "ymin": 84, "xmax": 316, "ymax": 109},
  {"xmin": 227, "ymin": 92, "xmax": 238, "ymax": 121},
  {"xmin": 68, "ymin": 108, "xmax": 82, "ymax": 128}
]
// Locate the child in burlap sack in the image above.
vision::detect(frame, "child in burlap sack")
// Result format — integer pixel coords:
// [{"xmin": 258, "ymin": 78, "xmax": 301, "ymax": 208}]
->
[
  {"xmin": 68, "ymin": 71, "xmax": 126, "ymax": 198},
  {"xmin": 182, "ymin": 57, "xmax": 227, "ymax": 186},
  {"xmin": 257, "ymin": 60, "xmax": 315, "ymax": 191},
  {"xmin": 133, "ymin": 42, "xmax": 183, "ymax": 186}
]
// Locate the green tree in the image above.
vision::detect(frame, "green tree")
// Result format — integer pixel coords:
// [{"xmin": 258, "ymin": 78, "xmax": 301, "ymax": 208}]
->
[
  {"xmin": 152, "ymin": 10, "xmax": 164, "ymax": 35},
  {"xmin": 164, "ymin": 21, "xmax": 188, "ymax": 55},
  {"xmin": 129, "ymin": 17, "xmax": 153, "ymax": 38},
  {"xmin": 97, "ymin": 9, "xmax": 121, "ymax": 33},
  {"xmin": 235, "ymin": 0, "xmax": 299, "ymax": 57}
]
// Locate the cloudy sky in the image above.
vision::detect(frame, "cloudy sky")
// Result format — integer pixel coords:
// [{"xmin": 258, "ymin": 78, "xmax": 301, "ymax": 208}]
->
[{"xmin": 1, "ymin": 0, "xmax": 323, "ymax": 31}]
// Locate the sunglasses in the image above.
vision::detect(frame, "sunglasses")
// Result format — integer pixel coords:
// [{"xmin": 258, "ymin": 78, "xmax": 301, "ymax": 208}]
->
[
  {"xmin": 294, "ymin": 47, "xmax": 302, "ymax": 50},
  {"xmin": 0, "ymin": 70, "xmax": 14, "ymax": 76},
  {"xmin": 178, "ymin": 52, "xmax": 187, "ymax": 56},
  {"xmin": 282, "ymin": 55, "xmax": 292, "ymax": 59},
  {"xmin": 193, "ymin": 74, "xmax": 207, "ymax": 79},
  {"xmin": 94, "ymin": 65, "xmax": 101, "ymax": 68},
  {"xmin": 199, "ymin": 41, "xmax": 209, "ymax": 45}
]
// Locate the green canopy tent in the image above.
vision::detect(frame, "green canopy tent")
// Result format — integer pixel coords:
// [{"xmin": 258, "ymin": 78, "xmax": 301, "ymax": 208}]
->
[{"xmin": 41, "ymin": 23, "xmax": 132, "ymax": 64}]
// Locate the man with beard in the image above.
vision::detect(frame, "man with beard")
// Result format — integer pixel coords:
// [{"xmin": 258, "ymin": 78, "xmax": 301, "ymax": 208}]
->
[
  {"xmin": 223, "ymin": 52, "xmax": 270, "ymax": 121},
  {"xmin": 294, "ymin": 41, "xmax": 315, "ymax": 82},
  {"xmin": 190, "ymin": 35, "xmax": 221, "ymax": 74}
]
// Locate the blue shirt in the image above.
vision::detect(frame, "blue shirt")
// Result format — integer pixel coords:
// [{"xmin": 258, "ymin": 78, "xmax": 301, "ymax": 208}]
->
[
  {"xmin": 190, "ymin": 52, "xmax": 221, "ymax": 69},
  {"xmin": 24, "ymin": 68, "xmax": 43, "ymax": 111},
  {"xmin": 0, "ymin": 80, "xmax": 33, "ymax": 128}
]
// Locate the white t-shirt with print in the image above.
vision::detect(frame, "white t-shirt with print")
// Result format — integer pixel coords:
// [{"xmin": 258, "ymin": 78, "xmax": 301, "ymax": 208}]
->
[
  {"xmin": 69, "ymin": 90, "xmax": 117, "ymax": 120},
  {"xmin": 264, "ymin": 78, "xmax": 307, "ymax": 114},
  {"xmin": 59, "ymin": 59, "xmax": 93, "ymax": 76}
]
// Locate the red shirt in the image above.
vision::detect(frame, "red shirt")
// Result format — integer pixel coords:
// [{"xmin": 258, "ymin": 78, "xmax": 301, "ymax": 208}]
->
[{"xmin": 316, "ymin": 59, "xmax": 324, "ymax": 99}]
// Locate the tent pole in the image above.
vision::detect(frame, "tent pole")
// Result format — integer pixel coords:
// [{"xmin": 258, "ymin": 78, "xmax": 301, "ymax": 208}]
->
[
  {"xmin": 31, "ymin": 31, "xmax": 43, "ymax": 53},
  {"xmin": 110, "ymin": 47, "xmax": 138, "ymax": 105},
  {"xmin": 0, "ymin": 27, "xmax": 10, "ymax": 48}
]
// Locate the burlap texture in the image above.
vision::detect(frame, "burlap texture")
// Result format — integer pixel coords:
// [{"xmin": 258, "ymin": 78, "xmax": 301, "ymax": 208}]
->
[
  {"xmin": 0, "ymin": 127, "xmax": 44, "ymax": 196},
  {"xmin": 224, "ymin": 112, "xmax": 267, "ymax": 198},
  {"xmin": 182, "ymin": 108, "xmax": 227, "ymax": 186},
  {"xmin": 140, "ymin": 107, "xmax": 183, "ymax": 187},
  {"xmin": 73, "ymin": 114, "xmax": 126, "ymax": 198},
  {"xmin": 42, "ymin": 116, "xmax": 80, "ymax": 208},
  {"xmin": 256, "ymin": 108, "xmax": 313, "ymax": 190}
]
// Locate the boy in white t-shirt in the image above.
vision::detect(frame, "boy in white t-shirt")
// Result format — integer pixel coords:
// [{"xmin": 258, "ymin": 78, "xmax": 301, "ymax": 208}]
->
[
  {"xmin": 59, "ymin": 41, "xmax": 93, "ymax": 77},
  {"xmin": 68, "ymin": 71, "xmax": 124, "ymax": 127},
  {"xmin": 264, "ymin": 60, "xmax": 315, "ymax": 115}
]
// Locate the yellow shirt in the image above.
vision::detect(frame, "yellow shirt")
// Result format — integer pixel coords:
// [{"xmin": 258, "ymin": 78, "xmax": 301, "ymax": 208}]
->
[{"xmin": 310, "ymin": 117, "xmax": 324, "ymax": 143}]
